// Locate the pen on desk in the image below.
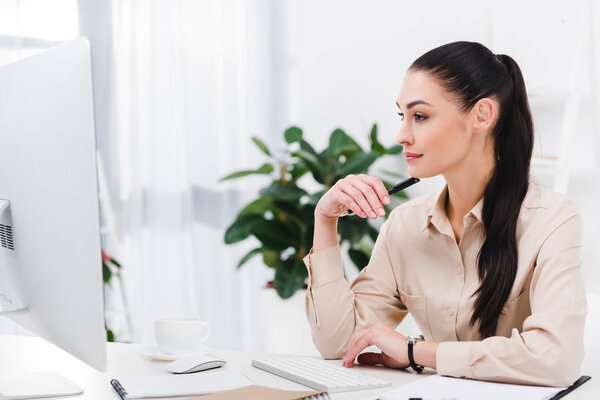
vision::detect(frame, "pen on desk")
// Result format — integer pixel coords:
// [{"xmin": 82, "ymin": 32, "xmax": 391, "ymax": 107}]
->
[{"xmin": 338, "ymin": 177, "xmax": 420, "ymax": 217}]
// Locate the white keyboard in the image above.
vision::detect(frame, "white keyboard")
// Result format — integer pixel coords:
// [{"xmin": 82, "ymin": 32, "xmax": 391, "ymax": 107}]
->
[{"xmin": 251, "ymin": 356, "xmax": 391, "ymax": 393}]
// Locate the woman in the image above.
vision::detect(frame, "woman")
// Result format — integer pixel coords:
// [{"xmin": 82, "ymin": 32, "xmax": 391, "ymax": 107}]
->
[{"xmin": 303, "ymin": 41, "xmax": 586, "ymax": 387}]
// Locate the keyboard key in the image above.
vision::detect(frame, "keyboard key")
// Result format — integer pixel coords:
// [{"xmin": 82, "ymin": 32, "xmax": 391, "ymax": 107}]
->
[{"xmin": 251, "ymin": 357, "xmax": 391, "ymax": 394}]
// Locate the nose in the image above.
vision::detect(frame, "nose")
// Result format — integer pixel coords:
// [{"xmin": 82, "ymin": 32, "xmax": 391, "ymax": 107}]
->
[{"xmin": 395, "ymin": 124, "xmax": 413, "ymax": 147}]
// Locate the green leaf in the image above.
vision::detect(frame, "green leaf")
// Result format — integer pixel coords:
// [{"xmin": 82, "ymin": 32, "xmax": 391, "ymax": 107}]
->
[
  {"xmin": 369, "ymin": 123, "xmax": 379, "ymax": 144},
  {"xmin": 263, "ymin": 249, "xmax": 280, "ymax": 268},
  {"xmin": 273, "ymin": 200, "xmax": 308, "ymax": 233},
  {"xmin": 299, "ymin": 138, "xmax": 319, "ymax": 155},
  {"xmin": 348, "ymin": 247, "xmax": 370, "ymax": 271},
  {"xmin": 336, "ymin": 144, "xmax": 361, "ymax": 159},
  {"xmin": 338, "ymin": 151, "xmax": 378, "ymax": 176},
  {"xmin": 224, "ymin": 214, "xmax": 263, "ymax": 244},
  {"xmin": 329, "ymin": 129, "xmax": 346, "ymax": 152},
  {"xmin": 102, "ymin": 263, "xmax": 112, "ymax": 284},
  {"xmin": 386, "ymin": 144, "xmax": 403, "ymax": 154},
  {"xmin": 292, "ymin": 149, "xmax": 326, "ymax": 184},
  {"xmin": 273, "ymin": 199, "xmax": 302, "ymax": 217},
  {"xmin": 273, "ymin": 258, "xmax": 307, "ymax": 299},
  {"xmin": 367, "ymin": 225, "xmax": 379, "ymax": 242},
  {"xmin": 106, "ymin": 329, "xmax": 115, "ymax": 342},
  {"xmin": 338, "ymin": 217, "xmax": 370, "ymax": 245},
  {"xmin": 294, "ymin": 149, "xmax": 321, "ymax": 167},
  {"xmin": 289, "ymin": 163, "xmax": 309, "ymax": 182},
  {"xmin": 284, "ymin": 126, "xmax": 303, "ymax": 143},
  {"xmin": 238, "ymin": 197, "xmax": 275, "ymax": 217},
  {"xmin": 359, "ymin": 242, "xmax": 374, "ymax": 258},
  {"xmin": 257, "ymin": 163, "xmax": 275, "ymax": 173},
  {"xmin": 110, "ymin": 258, "xmax": 122, "ymax": 269},
  {"xmin": 220, "ymin": 170, "xmax": 257, "ymax": 181},
  {"xmin": 259, "ymin": 182, "xmax": 308, "ymax": 202},
  {"xmin": 237, "ymin": 247, "xmax": 263, "ymax": 269},
  {"xmin": 329, "ymin": 129, "xmax": 361, "ymax": 157},
  {"xmin": 219, "ymin": 163, "xmax": 274, "ymax": 181},
  {"xmin": 250, "ymin": 219, "xmax": 298, "ymax": 250},
  {"xmin": 306, "ymin": 190, "xmax": 326, "ymax": 206},
  {"xmin": 252, "ymin": 137, "xmax": 271, "ymax": 156},
  {"xmin": 300, "ymin": 140, "xmax": 328, "ymax": 169},
  {"xmin": 371, "ymin": 142, "xmax": 386, "ymax": 156},
  {"xmin": 369, "ymin": 124, "xmax": 386, "ymax": 156}
]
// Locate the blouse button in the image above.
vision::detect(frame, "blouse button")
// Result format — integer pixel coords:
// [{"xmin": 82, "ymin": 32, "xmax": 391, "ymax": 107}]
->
[
  {"xmin": 467, "ymin": 216, "xmax": 476, "ymax": 224},
  {"xmin": 447, "ymin": 309, "xmax": 454, "ymax": 316},
  {"xmin": 456, "ymin": 267, "xmax": 463, "ymax": 274},
  {"xmin": 501, "ymin": 306, "xmax": 508, "ymax": 315}
]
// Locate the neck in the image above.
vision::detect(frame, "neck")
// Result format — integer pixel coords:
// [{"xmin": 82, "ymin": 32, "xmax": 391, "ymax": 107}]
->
[{"xmin": 444, "ymin": 154, "xmax": 496, "ymax": 221}]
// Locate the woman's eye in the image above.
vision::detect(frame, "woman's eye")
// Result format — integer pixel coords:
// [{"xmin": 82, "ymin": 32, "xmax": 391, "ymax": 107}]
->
[
  {"xmin": 414, "ymin": 113, "xmax": 427, "ymax": 122},
  {"xmin": 397, "ymin": 112, "xmax": 405, "ymax": 121}
]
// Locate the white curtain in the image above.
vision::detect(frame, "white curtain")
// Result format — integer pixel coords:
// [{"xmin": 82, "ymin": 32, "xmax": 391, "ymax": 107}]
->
[{"xmin": 80, "ymin": 0, "xmax": 289, "ymax": 350}]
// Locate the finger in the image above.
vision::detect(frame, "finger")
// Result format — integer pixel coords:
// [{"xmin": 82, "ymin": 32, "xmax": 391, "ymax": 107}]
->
[
  {"xmin": 343, "ymin": 330, "xmax": 362, "ymax": 363},
  {"xmin": 342, "ymin": 176, "xmax": 379, "ymax": 219},
  {"xmin": 347, "ymin": 175, "xmax": 381, "ymax": 218},
  {"xmin": 357, "ymin": 352, "xmax": 385, "ymax": 366},
  {"xmin": 338, "ymin": 180, "xmax": 374, "ymax": 219},
  {"xmin": 337, "ymin": 192, "xmax": 366, "ymax": 218},
  {"xmin": 359, "ymin": 174, "xmax": 390, "ymax": 205},
  {"xmin": 352, "ymin": 175, "xmax": 385, "ymax": 218},
  {"xmin": 342, "ymin": 330, "xmax": 365, "ymax": 367},
  {"xmin": 343, "ymin": 331, "xmax": 372, "ymax": 367}
]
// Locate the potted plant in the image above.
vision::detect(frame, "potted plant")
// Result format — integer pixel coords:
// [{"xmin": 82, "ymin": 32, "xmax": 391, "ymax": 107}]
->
[
  {"xmin": 221, "ymin": 124, "xmax": 408, "ymax": 299},
  {"xmin": 102, "ymin": 249, "xmax": 122, "ymax": 342}
]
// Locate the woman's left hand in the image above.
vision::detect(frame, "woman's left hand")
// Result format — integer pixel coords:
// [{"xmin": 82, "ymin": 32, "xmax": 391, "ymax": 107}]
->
[{"xmin": 342, "ymin": 323, "xmax": 410, "ymax": 369}]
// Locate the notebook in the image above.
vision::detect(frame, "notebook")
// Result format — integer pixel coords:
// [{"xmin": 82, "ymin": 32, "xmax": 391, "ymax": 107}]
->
[
  {"xmin": 374, "ymin": 374, "xmax": 591, "ymax": 400},
  {"xmin": 110, "ymin": 370, "xmax": 252, "ymax": 399},
  {"xmin": 185, "ymin": 385, "xmax": 329, "ymax": 399}
]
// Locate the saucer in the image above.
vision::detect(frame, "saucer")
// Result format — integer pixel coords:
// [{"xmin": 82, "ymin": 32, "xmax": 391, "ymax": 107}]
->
[{"xmin": 141, "ymin": 343, "xmax": 215, "ymax": 361}]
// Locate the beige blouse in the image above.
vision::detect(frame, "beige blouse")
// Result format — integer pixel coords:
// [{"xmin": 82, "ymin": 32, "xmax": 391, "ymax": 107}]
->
[{"xmin": 303, "ymin": 182, "xmax": 586, "ymax": 387}]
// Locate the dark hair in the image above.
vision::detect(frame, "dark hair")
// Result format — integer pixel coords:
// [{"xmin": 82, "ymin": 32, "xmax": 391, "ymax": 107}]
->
[{"xmin": 409, "ymin": 41, "xmax": 534, "ymax": 339}]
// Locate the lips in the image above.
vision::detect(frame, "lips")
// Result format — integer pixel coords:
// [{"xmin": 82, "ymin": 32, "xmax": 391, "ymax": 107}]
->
[{"xmin": 404, "ymin": 152, "xmax": 423, "ymax": 162}]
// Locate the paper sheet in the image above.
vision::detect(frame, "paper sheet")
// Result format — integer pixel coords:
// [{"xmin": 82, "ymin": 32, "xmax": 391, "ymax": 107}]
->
[
  {"xmin": 114, "ymin": 370, "xmax": 252, "ymax": 398},
  {"xmin": 376, "ymin": 375, "xmax": 566, "ymax": 400}
]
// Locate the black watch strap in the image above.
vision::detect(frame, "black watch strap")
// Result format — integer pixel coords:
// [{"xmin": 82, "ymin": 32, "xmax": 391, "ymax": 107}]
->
[{"xmin": 407, "ymin": 335, "xmax": 424, "ymax": 373}]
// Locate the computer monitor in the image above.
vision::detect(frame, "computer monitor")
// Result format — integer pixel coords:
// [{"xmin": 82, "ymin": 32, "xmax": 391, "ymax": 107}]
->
[{"xmin": 0, "ymin": 37, "xmax": 106, "ymax": 392}]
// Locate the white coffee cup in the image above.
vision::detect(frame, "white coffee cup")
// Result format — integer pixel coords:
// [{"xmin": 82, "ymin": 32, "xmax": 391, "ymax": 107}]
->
[{"xmin": 154, "ymin": 316, "xmax": 212, "ymax": 355}]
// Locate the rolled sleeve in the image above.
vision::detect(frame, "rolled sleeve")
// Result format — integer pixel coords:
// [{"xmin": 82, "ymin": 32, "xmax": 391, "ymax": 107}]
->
[
  {"xmin": 436, "ymin": 340, "xmax": 474, "ymax": 378},
  {"xmin": 302, "ymin": 243, "xmax": 344, "ymax": 288}
]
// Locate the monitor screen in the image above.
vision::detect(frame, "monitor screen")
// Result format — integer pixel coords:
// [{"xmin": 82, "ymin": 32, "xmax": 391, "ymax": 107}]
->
[{"xmin": 0, "ymin": 38, "xmax": 106, "ymax": 372}]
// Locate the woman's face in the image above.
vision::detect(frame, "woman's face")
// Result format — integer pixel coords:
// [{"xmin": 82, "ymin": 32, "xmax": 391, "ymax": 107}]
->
[{"xmin": 395, "ymin": 70, "xmax": 478, "ymax": 179}]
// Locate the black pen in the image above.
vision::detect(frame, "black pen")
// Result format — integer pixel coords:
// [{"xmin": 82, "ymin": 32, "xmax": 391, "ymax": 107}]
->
[{"xmin": 339, "ymin": 177, "xmax": 420, "ymax": 217}]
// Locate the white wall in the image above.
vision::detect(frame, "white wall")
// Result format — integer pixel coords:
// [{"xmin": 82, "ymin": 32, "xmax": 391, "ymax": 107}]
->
[{"xmin": 287, "ymin": 0, "xmax": 600, "ymax": 293}]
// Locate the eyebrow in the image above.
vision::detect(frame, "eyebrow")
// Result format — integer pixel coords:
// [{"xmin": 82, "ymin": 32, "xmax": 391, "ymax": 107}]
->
[{"xmin": 396, "ymin": 100, "xmax": 433, "ymax": 110}]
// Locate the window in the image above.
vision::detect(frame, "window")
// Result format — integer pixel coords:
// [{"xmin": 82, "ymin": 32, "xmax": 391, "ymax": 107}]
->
[{"xmin": 0, "ymin": 0, "xmax": 78, "ymax": 66}]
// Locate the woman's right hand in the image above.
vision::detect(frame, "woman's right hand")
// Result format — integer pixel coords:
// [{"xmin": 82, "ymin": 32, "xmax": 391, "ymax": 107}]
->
[{"xmin": 315, "ymin": 174, "xmax": 390, "ymax": 220}]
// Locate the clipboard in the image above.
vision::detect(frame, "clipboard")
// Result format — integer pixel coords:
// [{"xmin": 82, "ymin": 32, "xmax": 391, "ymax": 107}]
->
[
  {"xmin": 549, "ymin": 375, "xmax": 591, "ymax": 399},
  {"xmin": 185, "ymin": 385, "xmax": 329, "ymax": 400}
]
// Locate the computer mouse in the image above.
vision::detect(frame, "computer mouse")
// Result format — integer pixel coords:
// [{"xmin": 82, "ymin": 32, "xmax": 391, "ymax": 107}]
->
[{"xmin": 166, "ymin": 354, "xmax": 227, "ymax": 374}]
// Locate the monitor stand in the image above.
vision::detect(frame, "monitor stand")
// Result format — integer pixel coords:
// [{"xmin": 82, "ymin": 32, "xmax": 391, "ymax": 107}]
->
[{"xmin": 0, "ymin": 372, "xmax": 83, "ymax": 399}]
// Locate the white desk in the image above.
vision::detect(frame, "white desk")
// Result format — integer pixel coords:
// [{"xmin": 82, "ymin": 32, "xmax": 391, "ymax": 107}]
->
[{"xmin": 0, "ymin": 335, "xmax": 597, "ymax": 399}]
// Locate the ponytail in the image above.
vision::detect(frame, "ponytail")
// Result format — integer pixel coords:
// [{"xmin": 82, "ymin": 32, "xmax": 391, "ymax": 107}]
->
[
  {"xmin": 410, "ymin": 43, "xmax": 534, "ymax": 338},
  {"xmin": 472, "ymin": 54, "xmax": 533, "ymax": 338}
]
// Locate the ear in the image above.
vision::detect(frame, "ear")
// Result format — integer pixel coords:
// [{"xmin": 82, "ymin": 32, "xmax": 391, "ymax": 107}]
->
[{"xmin": 470, "ymin": 98, "xmax": 497, "ymax": 134}]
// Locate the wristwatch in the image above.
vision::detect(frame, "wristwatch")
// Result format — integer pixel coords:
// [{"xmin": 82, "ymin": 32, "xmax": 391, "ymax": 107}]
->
[{"xmin": 406, "ymin": 335, "xmax": 425, "ymax": 373}]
